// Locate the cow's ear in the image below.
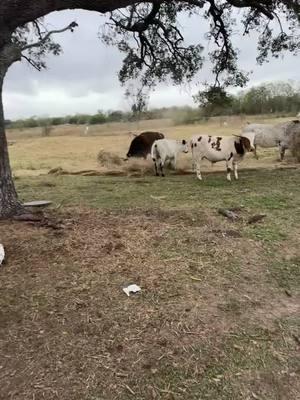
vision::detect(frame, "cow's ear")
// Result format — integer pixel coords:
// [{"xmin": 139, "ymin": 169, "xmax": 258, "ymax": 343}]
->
[{"xmin": 182, "ymin": 139, "xmax": 186, "ymax": 145}]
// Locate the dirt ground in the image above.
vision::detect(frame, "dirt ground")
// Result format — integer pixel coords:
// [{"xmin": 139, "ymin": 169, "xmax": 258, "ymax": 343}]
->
[
  {"xmin": 1, "ymin": 116, "xmax": 299, "ymax": 399},
  {"xmin": 0, "ymin": 203, "xmax": 299, "ymax": 399}
]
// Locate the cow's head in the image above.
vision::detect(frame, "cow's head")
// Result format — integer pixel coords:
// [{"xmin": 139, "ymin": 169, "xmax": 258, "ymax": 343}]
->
[
  {"xmin": 240, "ymin": 136, "xmax": 254, "ymax": 152},
  {"xmin": 181, "ymin": 139, "xmax": 189, "ymax": 153},
  {"xmin": 235, "ymin": 134, "xmax": 255, "ymax": 153}
]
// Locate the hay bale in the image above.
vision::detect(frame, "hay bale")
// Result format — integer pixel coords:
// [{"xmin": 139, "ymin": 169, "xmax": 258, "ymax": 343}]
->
[{"xmin": 97, "ymin": 150, "xmax": 123, "ymax": 167}]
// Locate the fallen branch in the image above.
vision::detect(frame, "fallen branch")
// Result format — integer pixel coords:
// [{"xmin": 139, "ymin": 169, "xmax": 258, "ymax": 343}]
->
[{"xmin": 218, "ymin": 208, "xmax": 239, "ymax": 220}]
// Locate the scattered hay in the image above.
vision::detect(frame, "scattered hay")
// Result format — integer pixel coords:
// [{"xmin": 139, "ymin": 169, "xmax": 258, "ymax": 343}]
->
[
  {"xmin": 48, "ymin": 168, "xmax": 103, "ymax": 176},
  {"xmin": 97, "ymin": 149, "xmax": 123, "ymax": 167},
  {"xmin": 123, "ymin": 158, "xmax": 192, "ymax": 177},
  {"xmin": 124, "ymin": 158, "xmax": 154, "ymax": 176},
  {"xmin": 48, "ymin": 166, "xmax": 64, "ymax": 175},
  {"xmin": 102, "ymin": 170, "xmax": 126, "ymax": 176}
]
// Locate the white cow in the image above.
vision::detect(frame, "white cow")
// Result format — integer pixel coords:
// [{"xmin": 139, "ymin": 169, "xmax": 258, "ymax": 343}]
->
[
  {"xmin": 242, "ymin": 120, "xmax": 300, "ymax": 160},
  {"xmin": 190, "ymin": 134, "xmax": 254, "ymax": 181},
  {"xmin": 151, "ymin": 139, "xmax": 189, "ymax": 176}
]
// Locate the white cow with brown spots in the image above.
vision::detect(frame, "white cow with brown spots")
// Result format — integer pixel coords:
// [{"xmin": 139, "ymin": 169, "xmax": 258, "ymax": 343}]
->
[{"xmin": 190, "ymin": 134, "xmax": 254, "ymax": 181}]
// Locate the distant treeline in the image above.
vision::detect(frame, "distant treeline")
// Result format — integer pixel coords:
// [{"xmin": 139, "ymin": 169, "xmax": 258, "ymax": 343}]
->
[
  {"xmin": 195, "ymin": 81, "xmax": 300, "ymax": 117},
  {"xmin": 5, "ymin": 81, "xmax": 300, "ymax": 129},
  {"xmin": 6, "ymin": 108, "xmax": 180, "ymax": 129}
]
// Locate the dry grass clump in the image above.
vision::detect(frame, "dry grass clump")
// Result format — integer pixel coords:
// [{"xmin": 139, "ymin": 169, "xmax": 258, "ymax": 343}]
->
[
  {"xmin": 124, "ymin": 158, "xmax": 154, "ymax": 176},
  {"xmin": 96, "ymin": 150, "xmax": 155, "ymax": 176},
  {"xmin": 97, "ymin": 149, "xmax": 123, "ymax": 167}
]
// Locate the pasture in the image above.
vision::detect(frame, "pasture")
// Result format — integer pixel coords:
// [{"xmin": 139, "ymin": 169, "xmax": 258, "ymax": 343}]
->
[
  {"xmin": 8, "ymin": 115, "xmax": 298, "ymax": 176},
  {"xmin": 1, "ymin": 116, "xmax": 300, "ymax": 399}
]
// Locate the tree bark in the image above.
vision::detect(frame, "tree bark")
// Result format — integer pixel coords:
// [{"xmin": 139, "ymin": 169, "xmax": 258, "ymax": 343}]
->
[{"xmin": 0, "ymin": 47, "xmax": 24, "ymax": 218}]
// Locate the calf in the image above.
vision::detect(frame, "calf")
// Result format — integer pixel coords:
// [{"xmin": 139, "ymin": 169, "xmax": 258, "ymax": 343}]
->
[
  {"xmin": 126, "ymin": 131, "xmax": 164, "ymax": 159},
  {"xmin": 190, "ymin": 134, "xmax": 253, "ymax": 181},
  {"xmin": 151, "ymin": 139, "xmax": 189, "ymax": 177}
]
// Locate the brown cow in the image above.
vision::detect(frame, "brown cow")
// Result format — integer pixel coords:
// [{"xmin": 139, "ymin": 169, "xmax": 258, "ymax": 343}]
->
[{"xmin": 126, "ymin": 131, "xmax": 164, "ymax": 159}]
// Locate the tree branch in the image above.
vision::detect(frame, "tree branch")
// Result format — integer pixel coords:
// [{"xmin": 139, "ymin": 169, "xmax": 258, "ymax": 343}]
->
[
  {"xmin": 226, "ymin": 0, "xmax": 274, "ymax": 19},
  {"xmin": 21, "ymin": 54, "xmax": 42, "ymax": 70},
  {"xmin": 21, "ymin": 21, "xmax": 78, "ymax": 51},
  {"xmin": 110, "ymin": 2, "xmax": 162, "ymax": 33},
  {"xmin": 32, "ymin": 20, "xmax": 44, "ymax": 41}
]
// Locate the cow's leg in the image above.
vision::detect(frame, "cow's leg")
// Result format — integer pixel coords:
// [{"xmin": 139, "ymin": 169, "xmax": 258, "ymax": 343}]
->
[
  {"xmin": 233, "ymin": 160, "xmax": 238, "ymax": 180},
  {"xmin": 279, "ymin": 146, "xmax": 286, "ymax": 161},
  {"xmin": 226, "ymin": 160, "xmax": 232, "ymax": 181},
  {"xmin": 153, "ymin": 159, "xmax": 159, "ymax": 176},
  {"xmin": 171, "ymin": 156, "xmax": 176, "ymax": 170},
  {"xmin": 192, "ymin": 159, "xmax": 196, "ymax": 172},
  {"xmin": 191, "ymin": 148, "xmax": 196, "ymax": 172},
  {"xmin": 196, "ymin": 161, "xmax": 202, "ymax": 180},
  {"xmin": 160, "ymin": 161, "xmax": 165, "ymax": 177},
  {"xmin": 254, "ymin": 144, "xmax": 258, "ymax": 159}
]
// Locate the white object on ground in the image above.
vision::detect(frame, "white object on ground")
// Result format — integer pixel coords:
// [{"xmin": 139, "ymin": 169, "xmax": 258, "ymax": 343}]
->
[
  {"xmin": 123, "ymin": 284, "xmax": 141, "ymax": 297},
  {"xmin": 0, "ymin": 244, "xmax": 5, "ymax": 265},
  {"xmin": 23, "ymin": 200, "xmax": 52, "ymax": 208}
]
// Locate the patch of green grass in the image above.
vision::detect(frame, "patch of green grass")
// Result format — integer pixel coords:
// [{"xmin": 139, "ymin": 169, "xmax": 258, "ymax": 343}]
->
[
  {"xmin": 15, "ymin": 169, "xmax": 300, "ymax": 211},
  {"xmin": 15, "ymin": 169, "xmax": 299, "ymax": 253},
  {"xmin": 246, "ymin": 225, "xmax": 288, "ymax": 242},
  {"xmin": 247, "ymin": 194, "xmax": 288, "ymax": 210},
  {"xmin": 268, "ymin": 257, "xmax": 300, "ymax": 290}
]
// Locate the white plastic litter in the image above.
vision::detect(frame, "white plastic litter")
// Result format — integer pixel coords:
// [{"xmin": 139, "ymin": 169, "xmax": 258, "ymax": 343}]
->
[
  {"xmin": 123, "ymin": 284, "xmax": 141, "ymax": 297},
  {"xmin": 0, "ymin": 244, "xmax": 5, "ymax": 265}
]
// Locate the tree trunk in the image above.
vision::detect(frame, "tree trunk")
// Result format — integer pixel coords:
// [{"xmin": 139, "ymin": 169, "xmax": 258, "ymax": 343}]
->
[{"xmin": 0, "ymin": 72, "xmax": 24, "ymax": 218}]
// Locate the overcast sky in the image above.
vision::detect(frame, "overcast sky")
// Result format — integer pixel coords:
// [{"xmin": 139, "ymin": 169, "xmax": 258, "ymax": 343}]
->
[{"xmin": 3, "ymin": 8, "xmax": 300, "ymax": 120}]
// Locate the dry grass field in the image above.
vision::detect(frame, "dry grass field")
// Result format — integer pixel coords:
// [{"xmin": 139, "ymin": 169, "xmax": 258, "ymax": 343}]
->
[
  {"xmin": 7, "ymin": 115, "xmax": 297, "ymax": 176},
  {"xmin": 1, "ymin": 116, "xmax": 299, "ymax": 400}
]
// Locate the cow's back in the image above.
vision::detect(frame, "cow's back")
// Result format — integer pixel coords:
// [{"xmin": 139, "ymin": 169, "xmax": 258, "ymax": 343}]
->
[
  {"xmin": 127, "ymin": 131, "xmax": 164, "ymax": 158},
  {"xmin": 244, "ymin": 124, "xmax": 280, "ymax": 147},
  {"xmin": 139, "ymin": 131, "xmax": 164, "ymax": 144}
]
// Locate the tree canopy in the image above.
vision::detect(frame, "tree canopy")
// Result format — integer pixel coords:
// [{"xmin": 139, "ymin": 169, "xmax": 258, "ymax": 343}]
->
[{"xmin": 3, "ymin": 1, "xmax": 300, "ymax": 89}]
